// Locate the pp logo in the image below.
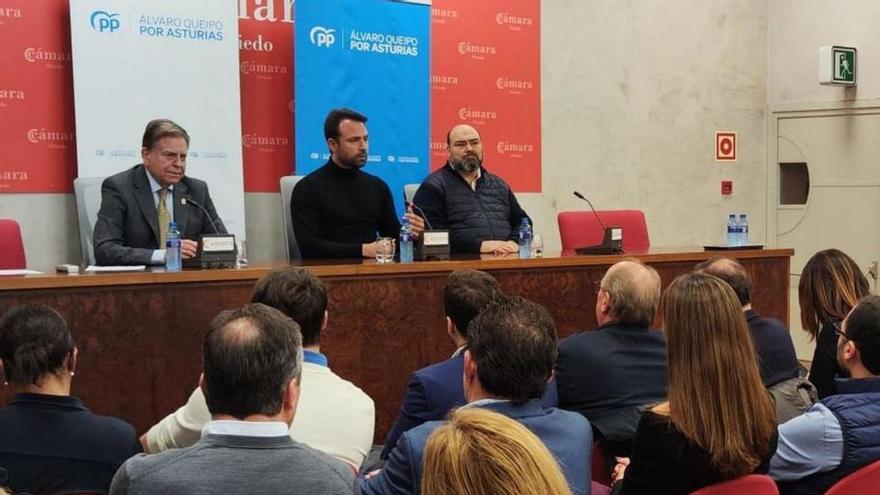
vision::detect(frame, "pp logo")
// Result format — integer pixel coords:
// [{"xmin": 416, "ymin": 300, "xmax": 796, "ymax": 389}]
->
[
  {"xmin": 309, "ymin": 26, "xmax": 336, "ymax": 47},
  {"xmin": 90, "ymin": 10, "xmax": 120, "ymax": 33}
]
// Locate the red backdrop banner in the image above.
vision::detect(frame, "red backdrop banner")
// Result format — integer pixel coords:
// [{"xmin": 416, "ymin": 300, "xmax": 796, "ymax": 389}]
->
[
  {"xmin": 430, "ymin": 0, "xmax": 542, "ymax": 192},
  {"xmin": 0, "ymin": 0, "xmax": 77, "ymax": 193},
  {"xmin": 238, "ymin": 1, "xmax": 294, "ymax": 193},
  {"xmin": 0, "ymin": 0, "xmax": 540, "ymax": 194}
]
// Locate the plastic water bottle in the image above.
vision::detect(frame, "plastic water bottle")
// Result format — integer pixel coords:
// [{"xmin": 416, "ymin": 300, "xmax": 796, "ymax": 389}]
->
[
  {"xmin": 165, "ymin": 222, "xmax": 182, "ymax": 272},
  {"xmin": 518, "ymin": 218, "xmax": 532, "ymax": 259},
  {"xmin": 739, "ymin": 213, "xmax": 749, "ymax": 246},
  {"xmin": 399, "ymin": 216, "xmax": 414, "ymax": 263},
  {"xmin": 727, "ymin": 214, "xmax": 737, "ymax": 246}
]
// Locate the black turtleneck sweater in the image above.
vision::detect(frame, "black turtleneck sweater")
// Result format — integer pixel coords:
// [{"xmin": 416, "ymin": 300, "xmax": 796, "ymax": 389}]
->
[{"xmin": 292, "ymin": 160, "xmax": 401, "ymax": 259}]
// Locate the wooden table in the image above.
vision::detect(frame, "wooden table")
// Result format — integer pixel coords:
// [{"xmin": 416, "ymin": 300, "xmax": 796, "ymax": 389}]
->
[{"xmin": 0, "ymin": 247, "xmax": 792, "ymax": 443}]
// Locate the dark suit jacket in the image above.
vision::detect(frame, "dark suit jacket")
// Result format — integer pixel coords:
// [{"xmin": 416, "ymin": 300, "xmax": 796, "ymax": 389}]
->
[
  {"xmin": 93, "ymin": 164, "xmax": 226, "ymax": 265},
  {"xmin": 745, "ymin": 309, "xmax": 801, "ymax": 388},
  {"xmin": 380, "ymin": 352, "xmax": 558, "ymax": 459},
  {"xmin": 0, "ymin": 393, "xmax": 141, "ymax": 495},
  {"xmin": 361, "ymin": 400, "xmax": 592, "ymax": 495},
  {"xmin": 556, "ymin": 322, "xmax": 667, "ymax": 450}
]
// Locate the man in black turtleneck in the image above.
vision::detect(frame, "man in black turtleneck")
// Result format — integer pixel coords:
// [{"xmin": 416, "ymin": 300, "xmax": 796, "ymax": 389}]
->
[{"xmin": 292, "ymin": 108, "xmax": 423, "ymax": 259}]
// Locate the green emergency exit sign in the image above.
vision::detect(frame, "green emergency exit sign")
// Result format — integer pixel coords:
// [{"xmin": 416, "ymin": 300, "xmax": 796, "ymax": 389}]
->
[{"xmin": 820, "ymin": 46, "xmax": 857, "ymax": 86}]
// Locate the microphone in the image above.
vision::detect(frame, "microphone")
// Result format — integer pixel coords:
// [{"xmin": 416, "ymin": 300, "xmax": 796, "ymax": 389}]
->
[
  {"xmin": 571, "ymin": 191, "xmax": 622, "ymax": 255},
  {"xmin": 404, "ymin": 200, "xmax": 450, "ymax": 260},
  {"xmin": 573, "ymin": 191, "xmax": 608, "ymax": 232},
  {"xmin": 406, "ymin": 201, "xmax": 434, "ymax": 231},
  {"xmin": 181, "ymin": 197, "xmax": 220, "ymax": 234}
]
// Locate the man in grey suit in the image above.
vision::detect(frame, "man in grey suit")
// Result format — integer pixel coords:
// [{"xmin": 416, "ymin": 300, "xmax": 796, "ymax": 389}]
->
[
  {"xmin": 93, "ymin": 119, "xmax": 225, "ymax": 266},
  {"xmin": 110, "ymin": 303, "xmax": 354, "ymax": 494}
]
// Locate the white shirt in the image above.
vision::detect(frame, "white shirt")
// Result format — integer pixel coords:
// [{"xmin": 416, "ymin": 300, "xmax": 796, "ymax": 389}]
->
[
  {"xmin": 144, "ymin": 360, "xmax": 375, "ymax": 469},
  {"xmin": 202, "ymin": 420, "xmax": 288, "ymax": 438}
]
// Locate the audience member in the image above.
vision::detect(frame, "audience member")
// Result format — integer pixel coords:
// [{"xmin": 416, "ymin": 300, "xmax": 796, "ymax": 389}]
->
[
  {"xmin": 382, "ymin": 270, "xmax": 558, "ymax": 460},
  {"xmin": 614, "ymin": 272, "xmax": 778, "ymax": 495},
  {"xmin": 697, "ymin": 257, "xmax": 815, "ymax": 422},
  {"xmin": 412, "ymin": 124, "xmax": 530, "ymax": 254},
  {"xmin": 0, "ymin": 304, "xmax": 140, "ymax": 495},
  {"xmin": 556, "ymin": 260, "xmax": 666, "ymax": 458},
  {"xmin": 799, "ymin": 249, "xmax": 869, "ymax": 398},
  {"xmin": 292, "ymin": 108, "xmax": 423, "ymax": 259},
  {"xmin": 142, "ymin": 267, "xmax": 375, "ymax": 469},
  {"xmin": 94, "ymin": 119, "xmax": 225, "ymax": 266},
  {"xmin": 421, "ymin": 407, "xmax": 572, "ymax": 495},
  {"xmin": 771, "ymin": 295, "xmax": 880, "ymax": 494},
  {"xmin": 360, "ymin": 296, "xmax": 592, "ymax": 495},
  {"xmin": 111, "ymin": 304, "xmax": 353, "ymax": 494}
]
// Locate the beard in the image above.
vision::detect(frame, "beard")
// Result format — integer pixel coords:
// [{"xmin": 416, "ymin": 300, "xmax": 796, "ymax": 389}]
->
[
  {"xmin": 337, "ymin": 152, "xmax": 367, "ymax": 169},
  {"xmin": 451, "ymin": 153, "xmax": 482, "ymax": 173}
]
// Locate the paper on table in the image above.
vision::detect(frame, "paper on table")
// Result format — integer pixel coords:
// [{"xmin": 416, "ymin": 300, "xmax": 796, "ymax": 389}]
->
[
  {"xmin": 0, "ymin": 269, "xmax": 43, "ymax": 276},
  {"xmin": 85, "ymin": 265, "xmax": 147, "ymax": 272}
]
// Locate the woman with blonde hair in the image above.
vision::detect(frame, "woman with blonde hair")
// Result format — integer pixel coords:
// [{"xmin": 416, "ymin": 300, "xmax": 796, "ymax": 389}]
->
[
  {"xmin": 421, "ymin": 407, "xmax": 572, "ymax": 495},
  {"xmin": 799, "ymin": 248, "xmax": 870, "ymax": 398},
  {"xmin": 614, "ymin": 272, "xmax": 778, "ymax": 495}
]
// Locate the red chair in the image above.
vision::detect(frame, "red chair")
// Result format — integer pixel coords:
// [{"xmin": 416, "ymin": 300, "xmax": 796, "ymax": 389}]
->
[
  {"xmin": 557, "ymin": 210, "xmax": 649, "ymax": 253},
  {"xmin": 690, "ymin": 474, "xmax": 778, "ymax": 495},
  {"xmin": 825, "ymin": 459, "xmax": 880, "ymax": 495},
  {"xmin": 0, "ymin": 219, "xmax": 26, "ymax": 269}
]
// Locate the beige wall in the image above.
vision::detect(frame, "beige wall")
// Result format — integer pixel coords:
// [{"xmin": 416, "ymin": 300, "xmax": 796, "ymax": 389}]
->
[
  {"xmin": 528, "ymin": 0, "xmax": 768, "ymax": 253},
  {"xmin": 6, "ymin": 0, "xmax": 769, "ymax": 269},
  {"xmin": 768, "ymin": 0, "xmax": 880, "ymax": 104},
  {"xmin": 767, "ymin": 0, "xmax": 880, "ymax": 359}
]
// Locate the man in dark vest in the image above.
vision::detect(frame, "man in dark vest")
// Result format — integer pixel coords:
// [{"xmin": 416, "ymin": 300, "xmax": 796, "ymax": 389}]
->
[
  {"xmin": 412, "ymin": 124, "xmax": 530, "ymax": 254},
  {"xmin": 770, "ymin": 294, "xmax": 880, "ymax": 495}
]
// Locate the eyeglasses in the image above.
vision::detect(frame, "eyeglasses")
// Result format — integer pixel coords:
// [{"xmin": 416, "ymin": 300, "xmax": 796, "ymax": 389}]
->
[{"xmin": 831, "ymin": 321, "xmax": 849, "ymax": 341}]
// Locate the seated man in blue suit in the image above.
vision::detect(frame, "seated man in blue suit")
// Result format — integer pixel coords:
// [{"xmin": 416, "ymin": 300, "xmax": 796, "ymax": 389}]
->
[
  {"xmin": 93, "ymin": 119, "xmax": 225, "ymax": 266},
  {"xmin": 556, "ymin": 260, "xmax": 667, "ymax": 459},
  {"xmin": 360, "ymin": 295, "xmax": 592, "ymax": 495},
  {"xmin": 381, "ymin": 269, "xmax": 557, "ymax": 460},
  {"xmin": 696, "ymin": 257, "xmax": 814, "ymax": 423}
]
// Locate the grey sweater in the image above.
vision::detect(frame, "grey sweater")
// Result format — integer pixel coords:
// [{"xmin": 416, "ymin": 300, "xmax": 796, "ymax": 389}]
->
[{"xmin": 110, "ymin": 434, "xmax": 353, "ymax": 494}]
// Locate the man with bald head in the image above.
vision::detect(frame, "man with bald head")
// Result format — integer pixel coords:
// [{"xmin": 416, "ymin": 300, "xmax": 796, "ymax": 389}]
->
[
  {"xmin": 412, "ymin": 124, "xmax": 530, "ymax": 254},
  {"xmin": 555, "ymin": 260, "xmax": 667, "ymax": 458}
]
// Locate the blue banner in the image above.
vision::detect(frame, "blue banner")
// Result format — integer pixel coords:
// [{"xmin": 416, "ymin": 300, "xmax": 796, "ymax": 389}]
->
[{"xmin": 295, "ymin": 0, "xmax": 430, "ymax": 218}]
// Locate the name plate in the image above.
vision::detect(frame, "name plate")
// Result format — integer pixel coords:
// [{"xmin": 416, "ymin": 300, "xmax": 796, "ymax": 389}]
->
[
  {"xmin": 423, "ymin": 231, "xmax": 449, "ymax": 246},
  {"xmin": 202, "ymin": 235, "xmax": 236, "ymax": 253}
]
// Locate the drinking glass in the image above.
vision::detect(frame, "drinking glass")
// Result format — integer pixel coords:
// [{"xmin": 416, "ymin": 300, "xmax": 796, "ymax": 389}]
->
[
  {"xmin": 236, "ymin": 240, "xmax": 248, "ymax": 268},
  {"xmin": 375, "ymin": 237, "xmax": 395, "ymax": 264},
  {"xmin": 531, "ymin": 232, "xmax": 544, "ymax": 258}
]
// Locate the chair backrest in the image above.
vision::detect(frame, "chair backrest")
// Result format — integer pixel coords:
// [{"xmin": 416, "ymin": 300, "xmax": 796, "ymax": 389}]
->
[
  {"xmin": 403, "ymin": 183, "xmax": 420, "ymax": 206},
  {"xmin": 0, "ymin": 219, "xmax": 26, "ymax": 269},
  {"xmin": 279, "ymin": 175, "xmax": 304, "ymax": 260},
  {"xmin": 557, "ymin": 210, "xmax": 649, "ymax": 253},
  {"xmin": 73, "ymin": 177, "xmax": 106, "ymax": 266},
  {"xmin": 825, "ymin": 459, "xmax": 880, "ymax": 495},
  {"xmin": 690, "ymin": 475, "xmax": 778, "ymax": 495}
]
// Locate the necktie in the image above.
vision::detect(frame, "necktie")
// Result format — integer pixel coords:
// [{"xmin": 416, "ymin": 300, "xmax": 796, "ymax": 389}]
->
[{"xmin": 158, "ymin": 188, "xmax": 170, "ymax": 247}]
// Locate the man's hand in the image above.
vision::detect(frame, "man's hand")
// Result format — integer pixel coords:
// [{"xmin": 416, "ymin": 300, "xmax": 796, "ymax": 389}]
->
[
  {"xmin": 180, "ymin": 239, "xmax": 199, "ymax": 260},
  {"xmin": 362, "ymin": 241, "xmax": 377, "ymax": 259},
  {"xmin": 405, "ymin": 205, "xmax": 425, "ymax": 239},
  {"xmin": 612, "ymin": 457, "xmax": 630, "ymax": 484},
  {"xmin": 480, "ymin": 240, "xmax": 519, "ymax": 254}
]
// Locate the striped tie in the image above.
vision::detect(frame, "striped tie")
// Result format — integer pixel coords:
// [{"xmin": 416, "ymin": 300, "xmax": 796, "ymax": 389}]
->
[{"xmin": 158, "ymin": 188, "xmax": 170, "ymax": 247}]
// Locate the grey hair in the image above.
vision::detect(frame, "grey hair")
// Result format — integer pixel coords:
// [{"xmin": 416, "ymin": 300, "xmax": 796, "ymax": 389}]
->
[{"xmin": 601, "ymin": 260, "xmax": 661, "ymax": 326}]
